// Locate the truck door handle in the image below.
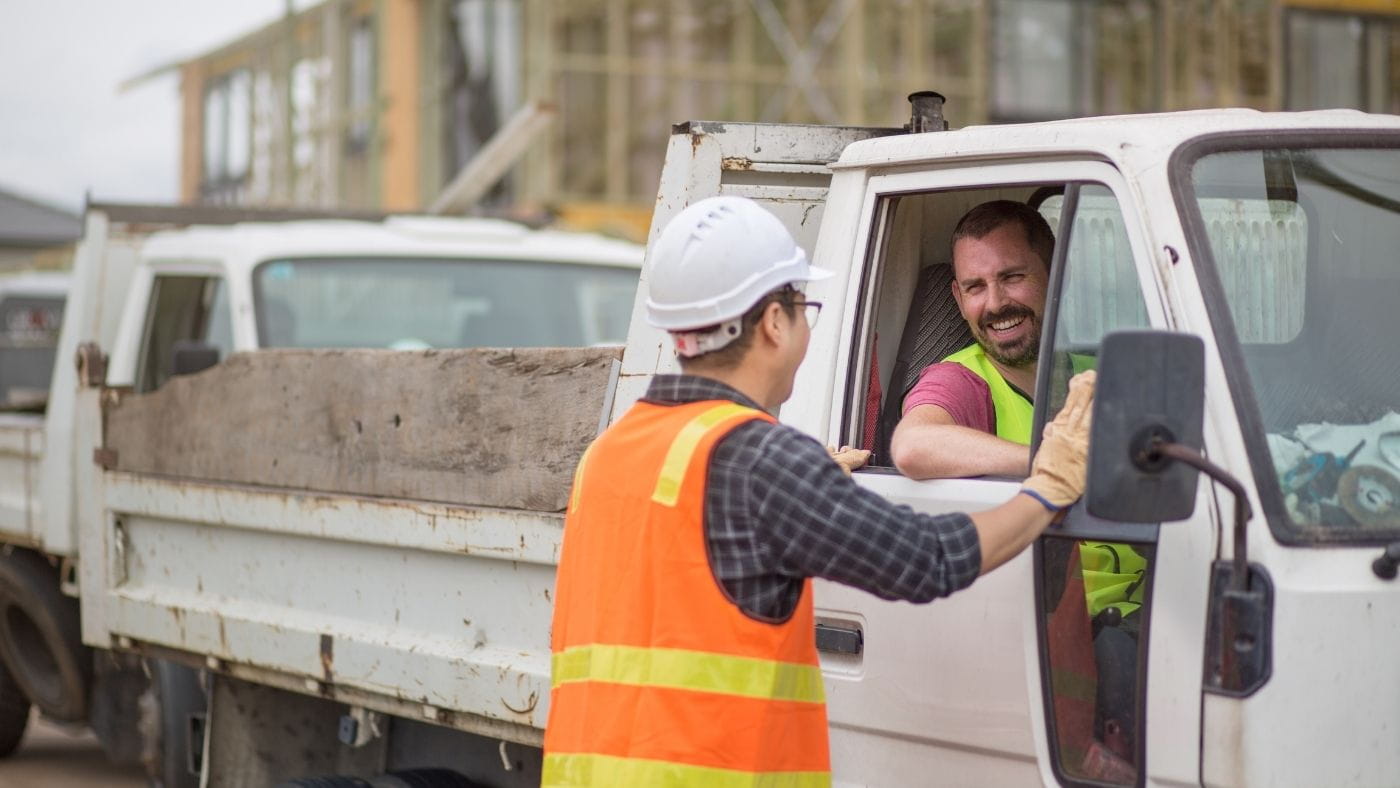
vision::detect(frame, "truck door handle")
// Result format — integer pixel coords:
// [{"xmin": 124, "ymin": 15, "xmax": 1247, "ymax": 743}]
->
[{"xmin": 815, "ymin": 623, "xmax": 863, "ymax": 655}]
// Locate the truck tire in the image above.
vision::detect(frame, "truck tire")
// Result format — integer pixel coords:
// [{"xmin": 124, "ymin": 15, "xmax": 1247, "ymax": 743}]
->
[
  {"xmin": 375, "ymin": 769, "xmax": 479, "ymax": 788},
  {"xmin": 0, "ymin": 659, "xmax": 32, "ymax": 757},
  {"xmin": 274, "ymin": 778, "xmax": 372, "ymax": 788},
  {"xmin": 276, "ymin": 771, "xmax": 479, "ymax": 788},
  {"xmin": 0, "ymin": 550, "xmax": 91, "ymax": 721}
]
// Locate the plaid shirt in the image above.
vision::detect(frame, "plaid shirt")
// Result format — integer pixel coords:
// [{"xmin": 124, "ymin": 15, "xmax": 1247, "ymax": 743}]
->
[{"xmin": 642, "ymin": 374, "xmax": 982, "ymax": 621}]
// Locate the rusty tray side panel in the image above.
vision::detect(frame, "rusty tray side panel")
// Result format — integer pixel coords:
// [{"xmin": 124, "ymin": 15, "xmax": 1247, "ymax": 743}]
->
[{"xmin": 102, "ymin": 347, "xmax": 621, "ymax": 512}]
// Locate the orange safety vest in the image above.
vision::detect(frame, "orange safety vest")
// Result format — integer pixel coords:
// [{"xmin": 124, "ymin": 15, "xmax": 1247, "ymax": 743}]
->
[{"xmin": 543, "ymin": 399, "xmax": 832, "ymax": 787}]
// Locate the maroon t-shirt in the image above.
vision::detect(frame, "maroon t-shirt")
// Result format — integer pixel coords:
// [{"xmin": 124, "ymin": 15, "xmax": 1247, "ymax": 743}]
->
[{"xmin": 901, "ymin": 361, "xmax": 997, "ymax": 434}]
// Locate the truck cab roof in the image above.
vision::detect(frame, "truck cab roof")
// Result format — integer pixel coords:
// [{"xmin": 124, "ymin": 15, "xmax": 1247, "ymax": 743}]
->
[
  {"xmin": 836, "ymin": 109, "xmax": 1400, "ymax": 171},
  {"xmin": 138, "ymin": 215, "xmax": 644, "ymax": 276}
]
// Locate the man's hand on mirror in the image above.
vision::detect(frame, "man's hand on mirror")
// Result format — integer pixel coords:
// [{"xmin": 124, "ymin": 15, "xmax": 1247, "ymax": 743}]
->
[{"xmin": 1021, "ymin": 370, "xmax": 1096, "ymax": 511}]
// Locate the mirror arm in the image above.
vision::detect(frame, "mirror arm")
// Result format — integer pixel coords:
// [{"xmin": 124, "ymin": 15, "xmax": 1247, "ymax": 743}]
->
[{"xmin": 1148, "ymin": 439, "xmax": 1254, "ymax": 591}]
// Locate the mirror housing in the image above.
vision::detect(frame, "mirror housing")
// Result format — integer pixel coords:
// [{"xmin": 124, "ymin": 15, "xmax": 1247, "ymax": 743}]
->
[
  {"xmin": 1086, "ymin": 331, "xmax": 1206, "ymax": 522},
  {"xmin": 171, "ymin": 341, "xmax": 220, "ymax": 378}
]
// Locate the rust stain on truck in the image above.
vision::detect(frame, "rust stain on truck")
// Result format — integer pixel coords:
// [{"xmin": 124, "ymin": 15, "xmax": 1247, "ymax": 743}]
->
[{"xmin": 319, "ymin": 634, "xmax": 334, "ymax": 683}]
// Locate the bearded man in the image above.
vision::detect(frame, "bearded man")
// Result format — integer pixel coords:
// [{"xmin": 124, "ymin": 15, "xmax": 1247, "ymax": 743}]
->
[{"xmin": 891, "ymin": 200, "xmax": 1054, "ymax": 481}]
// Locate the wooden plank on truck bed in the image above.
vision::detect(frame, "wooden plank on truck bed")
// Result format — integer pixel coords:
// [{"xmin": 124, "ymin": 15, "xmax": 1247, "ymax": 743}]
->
[{"xmin": 101, "ymin": 347, "xmax": 621, "ymax": 512}]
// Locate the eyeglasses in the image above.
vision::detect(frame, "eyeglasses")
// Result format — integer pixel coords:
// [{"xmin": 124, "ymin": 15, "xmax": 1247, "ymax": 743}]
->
[{"xmin": 793, "ymin": 299, "xmax": 823, "ymax": 328}]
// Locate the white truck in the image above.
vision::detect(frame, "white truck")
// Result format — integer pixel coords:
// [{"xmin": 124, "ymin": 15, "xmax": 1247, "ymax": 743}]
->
[
  {"xmin": 0, "ymin": 204, "xmax": 641, "ymax": 786},
  {"xmin": 19, "ymin": 102, "xmax": 1400, "ymax": 787}
]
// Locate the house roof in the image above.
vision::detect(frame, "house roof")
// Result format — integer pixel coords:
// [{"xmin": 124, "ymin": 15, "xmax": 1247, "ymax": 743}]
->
[{"xmin": 0, "ymin": 186, "xmax": 80, "ymax": 247}]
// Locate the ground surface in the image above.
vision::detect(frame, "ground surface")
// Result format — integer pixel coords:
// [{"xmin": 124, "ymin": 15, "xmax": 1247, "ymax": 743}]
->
[{"xmin": 0, "ymin": 711, "xmax": 145, "ymax": 787}]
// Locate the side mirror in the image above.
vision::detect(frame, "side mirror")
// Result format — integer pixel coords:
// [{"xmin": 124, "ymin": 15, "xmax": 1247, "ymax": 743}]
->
[
  {"xmin": 1086, "ymin": 331, "xmax": 1206, "ymax": 522},
  {"xmin": 171, "ymin": 341, "xmax": 221, "ymax": 378}
]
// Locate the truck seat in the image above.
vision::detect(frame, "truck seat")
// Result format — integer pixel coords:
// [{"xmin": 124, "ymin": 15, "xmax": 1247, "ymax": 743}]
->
[{"xmin": 873, "ymin": 263, "xmax": 973, "ymax": 464}]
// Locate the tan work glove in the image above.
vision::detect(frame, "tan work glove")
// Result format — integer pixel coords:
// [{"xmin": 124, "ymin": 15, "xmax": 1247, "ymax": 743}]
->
[
  {"xmin": 1021, "ymin": 370, "xmax": 1096, "ymax": 511},
  {"xmin": 827, "ymin": 445, "xmax": 872, "ymax": 477}
]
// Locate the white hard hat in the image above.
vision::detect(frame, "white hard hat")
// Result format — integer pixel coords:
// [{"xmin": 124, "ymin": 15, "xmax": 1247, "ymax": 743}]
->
[{"xmin": 645, "ymin": 196, "xmax": 831, "ymax": 334}]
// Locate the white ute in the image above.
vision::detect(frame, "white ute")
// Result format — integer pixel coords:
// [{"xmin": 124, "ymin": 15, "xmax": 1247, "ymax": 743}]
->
[{"xmin": 29, "ymin": 102, "xmax": 1400, "ymax": 786}]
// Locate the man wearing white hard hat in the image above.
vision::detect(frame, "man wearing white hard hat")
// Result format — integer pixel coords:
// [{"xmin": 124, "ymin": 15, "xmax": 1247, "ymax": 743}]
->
[{"xmin": 543, "ymin": 196, "xmax": 1094, "ymax": 786}]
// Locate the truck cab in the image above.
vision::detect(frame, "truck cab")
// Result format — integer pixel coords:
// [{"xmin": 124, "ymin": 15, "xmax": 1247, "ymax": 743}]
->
[
  {"xmin": 108, "ymin": 214, "xmax": 642, "ymax": 393},
  {"xmin": 621, "ymin": 109, "xmax": 1400, "ymax": 786}
]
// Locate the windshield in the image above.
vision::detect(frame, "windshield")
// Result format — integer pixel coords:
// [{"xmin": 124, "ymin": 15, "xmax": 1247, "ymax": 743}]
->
[
  {"xmin": 1186, "ymin": 145, "xmax": 1400, "ymax": 539},
  {"xmin": 254, "ymin": 257, "xmax": 639, "ymax": 350}
]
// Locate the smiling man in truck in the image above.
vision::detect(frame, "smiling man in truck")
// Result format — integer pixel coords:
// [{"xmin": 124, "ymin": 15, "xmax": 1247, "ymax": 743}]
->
[
  {"xmin": 542, "ymin": 195, "xmax": 1095, "ymax": 786},
  {"xmin": 891, "ymin": 199, "xmax": 1053, "ymax": 479},
  {"xmin": 890, "ymin": 198, "xmax": 1146, "ymax": 759}
]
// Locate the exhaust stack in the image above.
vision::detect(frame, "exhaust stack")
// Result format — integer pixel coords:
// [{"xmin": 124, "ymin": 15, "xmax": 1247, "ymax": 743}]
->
[{"xmin": 905, "ymin": 91, "xmax": 949, "ymax": 133}]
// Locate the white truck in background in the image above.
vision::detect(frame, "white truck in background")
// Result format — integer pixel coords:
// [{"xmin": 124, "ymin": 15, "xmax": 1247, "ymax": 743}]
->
[
  {"xmin": 13, "ymin": 100, "xmax": 1400, "ymax": 787},
  {"xmin": 0, "ymin": 272, "xmax": 68, "ymax": 412},
  {"xmin": 0, "ymin": 204, "xmax": 641, "ymax": 786}
]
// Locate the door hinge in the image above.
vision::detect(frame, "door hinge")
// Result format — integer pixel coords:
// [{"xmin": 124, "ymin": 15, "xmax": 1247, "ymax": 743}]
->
[{"xmin": 1203, "ymin": 560, "xmax": 1273, "ymax": 697}]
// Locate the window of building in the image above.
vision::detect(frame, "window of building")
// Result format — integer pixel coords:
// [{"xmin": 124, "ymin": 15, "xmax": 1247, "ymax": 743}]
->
[
  {"xmin": 1286, "ymin": 9, "xmax": 1396, "ymax": 112},
  {"xmin": 992, "ymin": 0, "xmax": 1090, "ymax": 121},
  {"xmin": 440, "ymin": 0, "xmax": 521, "ymax": 206},
  {"xmin": 291, "ymin": 58, "xmax": 320, "ymax": 173},
  {"xmin": 202, "ymin": 70, "xmax": 252, "ymax": 191},
  {"xmin": 991, "ymin": 0, "xmax": 1159, "ymax": 122},
  {"xmin": 347, "ymin": 18, "xmax": 375, "ymax": 151}
]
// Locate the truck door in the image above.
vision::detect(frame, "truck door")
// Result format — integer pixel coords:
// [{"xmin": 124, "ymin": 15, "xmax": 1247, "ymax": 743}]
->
[{"xmin": 822, "ymin": 162, "xmax": 1212, "ymax": 786}]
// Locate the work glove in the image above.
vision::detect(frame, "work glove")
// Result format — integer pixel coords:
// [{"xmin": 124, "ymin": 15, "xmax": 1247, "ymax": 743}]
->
[
  {"xmin": 827, "ymin": 445, "xmax": 872, "ymax": 477},
  {"xmin": 1021, "ymin": 370, "xmax": 1096, "ymax": 511}
]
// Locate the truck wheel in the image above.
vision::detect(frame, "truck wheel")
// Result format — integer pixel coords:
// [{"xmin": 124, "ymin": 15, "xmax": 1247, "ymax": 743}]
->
[
  {"xmin": 374, "ymin": 769, "xmax": 479, "ymax": 788},
  {"xmin": 0, "ymin": 550, "xmax": 91, "ymax": 721},
  {"xmin": 274, "ymin": 777, "xmax": 373, "ymax": 788},
  {"xmin": 0, "ymin": 659, "xmax": 32, "ymax": 757}
]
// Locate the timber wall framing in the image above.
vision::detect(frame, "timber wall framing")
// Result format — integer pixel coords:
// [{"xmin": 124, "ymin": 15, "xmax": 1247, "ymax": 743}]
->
[{"xmin": 177, "ymin": 0, "xmax": 1400, "ymax": 224}]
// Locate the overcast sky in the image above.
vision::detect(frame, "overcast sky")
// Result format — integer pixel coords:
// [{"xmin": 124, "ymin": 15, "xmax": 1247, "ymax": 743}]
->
[{"xmin": 0, "ymin": 1, "xmax": 315, "ymax": 213}]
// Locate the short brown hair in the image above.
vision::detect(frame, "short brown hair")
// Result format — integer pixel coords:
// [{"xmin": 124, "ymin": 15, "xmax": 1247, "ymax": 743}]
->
[
  {"xmin": 678, "ymin": 285, "xmax": 800, "ymax": 371},
  {"xmin": 950, "ymin": 200, "xmax": 1055, "ymax": 269}
]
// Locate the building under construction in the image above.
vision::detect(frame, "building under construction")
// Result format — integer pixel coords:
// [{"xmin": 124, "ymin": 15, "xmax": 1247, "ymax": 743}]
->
[{"xmin": 170, "ymin": 0, "xmax": 1400, "ymax": 240}]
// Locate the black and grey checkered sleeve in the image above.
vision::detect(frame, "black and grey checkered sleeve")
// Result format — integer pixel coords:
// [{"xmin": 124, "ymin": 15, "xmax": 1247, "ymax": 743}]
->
[{"xmin": 715, "ymin": 421, "xmax": 983, "ymax": 610}]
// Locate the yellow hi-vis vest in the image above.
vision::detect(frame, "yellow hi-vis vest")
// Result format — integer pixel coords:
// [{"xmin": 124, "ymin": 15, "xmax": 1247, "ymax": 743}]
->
[{"xmin": 943, "ymin": 343, "xmax": 1146, "ymax": 619}]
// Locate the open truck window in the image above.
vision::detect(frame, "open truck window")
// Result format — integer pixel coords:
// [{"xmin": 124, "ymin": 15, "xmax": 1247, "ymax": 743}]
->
[
  {"xmin": 846, "ymin": 183, "xmax": 1150, "ymax": 470},
  {"xmin": 848, "ymin": 184, "xmax": 1053, "ymax": 468},
  {"xmin": 253, "ymin": 257, "xmax": 639, "ymax": 350},
  {"xmin": 1179, "ymin": 143, "xmax": 1400, "ymax": 542}
]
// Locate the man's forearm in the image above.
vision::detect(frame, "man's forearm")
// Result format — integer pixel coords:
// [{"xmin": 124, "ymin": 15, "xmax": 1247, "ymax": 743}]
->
[
  {"xmin": 891, "ymin": 422, "xmax": 1031, "ymax": 479},
  {"xmin": 970, "ymin": 493, "xmax": 1056, "ymax": 574}
]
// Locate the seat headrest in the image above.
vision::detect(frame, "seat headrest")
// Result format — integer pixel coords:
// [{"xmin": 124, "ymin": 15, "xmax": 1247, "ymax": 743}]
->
[{"xmin": 893, "ymin": 264, "xmax": 974, "ymax": 395}]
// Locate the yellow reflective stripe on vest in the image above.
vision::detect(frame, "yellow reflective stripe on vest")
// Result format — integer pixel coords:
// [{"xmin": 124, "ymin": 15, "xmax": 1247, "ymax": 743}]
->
[
  {"xmin": 552, "ymin": 644, "xmax": 825, "ymax": 704},
  {"xmin": 543, "ymin": 753, "xmax": 831, "ymax": 788},
  {"xmin": 651, "ymin": 403, "xmax": 762, "ymax": 507},
  {"xmin": 568, "ymin": 442, "xmax": 596, "ymax": 514}
]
